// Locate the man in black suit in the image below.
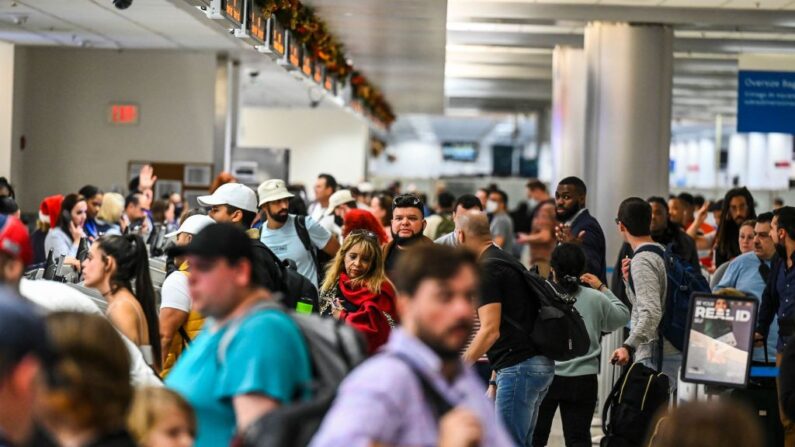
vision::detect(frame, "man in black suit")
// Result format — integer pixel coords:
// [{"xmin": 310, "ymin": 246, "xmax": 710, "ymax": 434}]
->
[{"xmin": 553, "ymin": 176, "xmax": 607, "ymax": 284}]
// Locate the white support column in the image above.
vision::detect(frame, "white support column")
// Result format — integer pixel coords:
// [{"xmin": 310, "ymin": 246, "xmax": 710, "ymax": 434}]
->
[
  {"xmin": 583, "ymin": 22, "xmax": 674, "ymax": 263},
  {"xmin": 551, "ymin": 46, "xmax": 586, "ymax": 186}
]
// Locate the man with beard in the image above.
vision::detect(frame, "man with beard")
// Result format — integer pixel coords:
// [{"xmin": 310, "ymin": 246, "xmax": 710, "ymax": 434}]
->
[
  {"xmin": 715, "ymin": 212, "xmax": 778, "ymax": 362},
  {"xmin": 258, "ymin": 179, "xmax": 339, "ymax": 287},
  {"xmin": 757, "ymin": 206, "xmax": 795, "ymax": 447},
  {"xmin": 553, "ymin": 176, "xmax": 607, "ymax": 284},
  {"xmin": 197, "ymin": 182, "xmax": 289, "ymax": 295},
  {"xmin": 457, "ymin": 211, "xmax": 550, "ymax": 446},
  {"xmin": 714, "ymin": 187, "xmax": 757, "ymax": 267},
  {"xmin": 383, "ymin": 194, "xmax": 433, "ymax": 279},
  {"xmin": 311, "ymin": 244, "xmax": 514, "ymax": 447}
]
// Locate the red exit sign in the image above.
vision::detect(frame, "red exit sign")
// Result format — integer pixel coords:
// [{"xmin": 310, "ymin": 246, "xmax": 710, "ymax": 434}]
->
[{"xmin": 109, "ymin": 103, "xmax": 139, "ymax": 125}]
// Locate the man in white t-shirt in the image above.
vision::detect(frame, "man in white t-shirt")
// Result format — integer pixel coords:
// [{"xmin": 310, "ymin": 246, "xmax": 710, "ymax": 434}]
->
[
  {"xmin": 159, "ymin": 214, "xmax": 215, "ymax": 374},
  {"xmin": 258, "ymin": 179, "xmax": 340, "ymax": 287}
]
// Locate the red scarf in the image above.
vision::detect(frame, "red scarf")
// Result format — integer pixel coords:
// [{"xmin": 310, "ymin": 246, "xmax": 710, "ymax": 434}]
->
[{"xmin": 338, "ymin": 272, "xmax": 398, "ymax": 354}]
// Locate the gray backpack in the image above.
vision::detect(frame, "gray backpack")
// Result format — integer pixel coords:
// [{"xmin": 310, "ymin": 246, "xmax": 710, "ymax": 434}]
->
[{"xmin": 217, "ymin": 301, "xmax": 367, "ymax": 447}]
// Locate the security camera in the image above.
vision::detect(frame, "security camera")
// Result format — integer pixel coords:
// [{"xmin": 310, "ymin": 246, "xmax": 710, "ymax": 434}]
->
[
  {"xmin": 248, "ymin": 70, "xmax": 260, "ymax": 78},
  {"xmin": 112, "ymin": 0, "xmax": 132, "ymax": 10}
]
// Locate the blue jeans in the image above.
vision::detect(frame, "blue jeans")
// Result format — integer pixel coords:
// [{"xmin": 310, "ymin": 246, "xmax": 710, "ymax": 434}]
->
[{"xmin": 495, "ymin": 356, "xmax": 555, "ymax": 447}]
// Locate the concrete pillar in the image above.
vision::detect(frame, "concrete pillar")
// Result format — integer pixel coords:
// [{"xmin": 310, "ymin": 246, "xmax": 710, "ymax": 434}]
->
[
  {"xmin": 583, "ymin": 22, "xmax": 674, "ymax": 263},
  {"xmin": 551, "ymin": 46, "xmax": 586, "ymax": 186}
]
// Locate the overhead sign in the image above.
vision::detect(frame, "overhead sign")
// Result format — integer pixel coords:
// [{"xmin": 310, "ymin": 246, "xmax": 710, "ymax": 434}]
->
[{"xmin": 737, "ymin": 54, "xmax": 795, "ymax": 134}]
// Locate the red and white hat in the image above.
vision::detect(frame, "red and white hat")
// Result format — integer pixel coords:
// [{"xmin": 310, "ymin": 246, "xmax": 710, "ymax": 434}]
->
[{"xmin": 39, "ymin": 195, "xmax": 64, "ymax": 228}]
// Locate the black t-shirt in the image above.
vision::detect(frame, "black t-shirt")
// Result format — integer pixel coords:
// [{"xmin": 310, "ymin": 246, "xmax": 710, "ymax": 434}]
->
[{"xmin": 479, "ymin": 244, "xmax": 539, "ymax": 370}]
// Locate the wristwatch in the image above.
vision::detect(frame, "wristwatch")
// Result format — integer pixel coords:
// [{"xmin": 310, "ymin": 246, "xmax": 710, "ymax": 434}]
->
[{"xmin": 488, "ymin": 380, "xmax": 498, "ymax": 387}]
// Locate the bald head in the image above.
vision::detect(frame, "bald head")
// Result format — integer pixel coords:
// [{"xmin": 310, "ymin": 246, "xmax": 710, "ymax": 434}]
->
[{"xmin": 455, "ymin": 211, "xmax": 492, "ymax": 252}]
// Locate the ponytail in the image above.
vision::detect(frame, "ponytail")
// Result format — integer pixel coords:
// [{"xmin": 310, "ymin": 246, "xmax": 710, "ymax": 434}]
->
[
  {"xmin": 98, "ymin": 235, "xmax": 162, "ymax": 370},
  {"xmin": 550, "ymin": 243, "xmax": 586, "ymax": 296}
]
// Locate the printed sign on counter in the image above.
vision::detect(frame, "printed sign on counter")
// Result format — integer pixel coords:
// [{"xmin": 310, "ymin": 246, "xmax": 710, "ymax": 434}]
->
[{"xmin": 682, "ymin": 293, "xmax": 757, "ymax": 388}]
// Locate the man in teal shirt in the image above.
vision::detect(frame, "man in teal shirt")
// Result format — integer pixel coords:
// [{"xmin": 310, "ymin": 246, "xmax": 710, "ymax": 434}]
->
[{"xmin": 166, "ymin": 223, "xmax": 312, "ymax": 447}]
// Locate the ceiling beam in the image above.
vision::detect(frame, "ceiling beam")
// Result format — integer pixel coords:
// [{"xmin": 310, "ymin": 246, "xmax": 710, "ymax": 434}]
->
[{"xmin": 448, "ymin": 3, "xmax": 795, "ymax": 29}]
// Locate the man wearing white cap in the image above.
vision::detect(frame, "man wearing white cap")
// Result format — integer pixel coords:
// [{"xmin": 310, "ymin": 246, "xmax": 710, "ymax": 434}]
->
[
  {"xmin": 259, "ymin": 179, "xmax": 339, "ymax": 287},
  {"xmin": 197, "ymin": 183, "xmax": 260, "ymax": 238},
  {"xmin": 326, "ymin": 189, "xmax": 358, "ymax": 224},
  {"xmin": 159, "ymin": 214, "xmax": 215, "ymax": 376}
]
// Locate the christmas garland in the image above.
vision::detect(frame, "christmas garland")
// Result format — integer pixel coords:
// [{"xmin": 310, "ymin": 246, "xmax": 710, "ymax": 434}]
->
[{"xmin": 253, "ymin": 0, "xmax": 395, "ymax": 127}]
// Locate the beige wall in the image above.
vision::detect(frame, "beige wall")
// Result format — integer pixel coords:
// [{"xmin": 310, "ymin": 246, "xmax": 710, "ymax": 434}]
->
[
  {"xmin": 0, "ymin": 43, "xmax": 13, "ymax": 182},
  {"xmin": 237, "ymin": 107, "xmax": 368, "ymax": 196},
  {"xmin": 13, "ymin": 47, "xmax": 216, "ymax": 211}
]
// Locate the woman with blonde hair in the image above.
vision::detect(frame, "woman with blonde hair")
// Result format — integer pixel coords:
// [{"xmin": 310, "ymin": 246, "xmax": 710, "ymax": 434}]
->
[
  {"xmin": 319, "ymin": 229, "xmax": 398, "ymax": 354},
  {"xmin": 95, "ymin": 192, "xmax": 126, "ymax": 236},
  {"xmin": 38, "ymin": 312, "xmax": 137, "ymax": 447},
  {"xmin": 128, "ymin": 387, "xmax": 196, "ymax": 447}
]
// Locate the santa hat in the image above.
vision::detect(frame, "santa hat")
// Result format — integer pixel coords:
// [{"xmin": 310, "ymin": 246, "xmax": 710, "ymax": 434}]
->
[{"xmin": 39, "ymin": 195, "xmax": 64, "ymax": 228}]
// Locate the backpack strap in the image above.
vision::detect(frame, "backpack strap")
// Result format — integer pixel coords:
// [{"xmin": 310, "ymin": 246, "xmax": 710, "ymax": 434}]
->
[
  {"xmin": 627, "ymin": 245, "xmax": 666, "ymax": 294},
  {"xmin": 217, "ymin": 301, "xmax": 281, "ymax": 365},
  {"xmin": 178, "ymin": 326, "xmax": 192, "ymax": 348},
  {"xmin": 391, "ymin": 352, "xmax": 453, "ymax": 421},
  {"xmin": 294, "ymin": 215, "xmax": 321, "ymax": 281}
]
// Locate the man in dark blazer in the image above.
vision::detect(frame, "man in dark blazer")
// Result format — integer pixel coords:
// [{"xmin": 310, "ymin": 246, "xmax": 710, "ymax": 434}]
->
[{"xmin": 553, "ymin": 176, "xmax": 607, "ymax": 284}]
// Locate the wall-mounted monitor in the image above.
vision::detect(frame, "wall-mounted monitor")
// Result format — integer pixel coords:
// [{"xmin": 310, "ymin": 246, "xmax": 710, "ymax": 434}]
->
[{"xmin": 442, "ymin": 142, "xmax": 479, "ymax": 162}]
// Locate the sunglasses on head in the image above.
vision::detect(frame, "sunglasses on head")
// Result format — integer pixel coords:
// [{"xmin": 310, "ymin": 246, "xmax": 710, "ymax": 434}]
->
[
  {"xmin": 393, "ymin": 194, "xmax": 421, "ymax": 209},
  {"xmin": 348, "ymin": 229, "xmax": 378, "ymax": 242}
]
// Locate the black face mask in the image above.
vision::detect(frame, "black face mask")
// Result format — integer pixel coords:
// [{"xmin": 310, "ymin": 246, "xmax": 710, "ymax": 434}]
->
[
  {"xmin": 174, "ymin": 205, "xmax": 184, "ymax": 219},
  {"xmin": 334, "ymin": 214, "xmax": 344, "ymax": 227}
]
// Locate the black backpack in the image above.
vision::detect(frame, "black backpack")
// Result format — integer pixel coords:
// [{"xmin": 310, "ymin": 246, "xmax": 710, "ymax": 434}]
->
[
  {"xmin": 295, "ymin": 215, "xmax": 333, "ymax": 284},
  {"xmin": 250, "ymin": 239, "xmax": 320, "ymax": 314},
  {"xmin": 216, "ymin": 302, "xmax": 367, "ymax": 447},
  {"xmin": 628, "ymin": 244, "xmax": 710, "ymax": 351},
  {"xmin": 601, "ymin": 362, "xmax": 670, "ymax": 447},
  {"xmin": 485, "ymin": 258, "xmax": 590, "ymax": 362}
]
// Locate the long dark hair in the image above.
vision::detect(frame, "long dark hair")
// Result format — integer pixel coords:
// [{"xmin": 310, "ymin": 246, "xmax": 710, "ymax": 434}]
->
[
  {"xmin": 715, "ymin": 187, "xmax": 756, "ymax": 265},
  {"xmin": 57, "ymin": 193, "xmax": 85, "ymax": 236},
  {"xmin": 550, "ymin": 243, "xmax": 586, "ymax": 295},
  {"xmin": 98, "ymin": 234, "xmax": 161, "ymax": 369},
  {"xmin": 374, "ymin": 192, "xmax": 394, "ymax": 227}
]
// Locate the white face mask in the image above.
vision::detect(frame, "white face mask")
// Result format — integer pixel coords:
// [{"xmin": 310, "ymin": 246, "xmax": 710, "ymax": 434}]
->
[{"xmin": 486, "ymin": 200, "xmax": 499, "ymax": 213}]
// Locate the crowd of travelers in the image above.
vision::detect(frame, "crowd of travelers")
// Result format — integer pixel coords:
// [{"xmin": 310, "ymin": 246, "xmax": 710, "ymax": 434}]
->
[{"xmin": 0, "ymin": 169, "xmax": 793, "ymax": 447}]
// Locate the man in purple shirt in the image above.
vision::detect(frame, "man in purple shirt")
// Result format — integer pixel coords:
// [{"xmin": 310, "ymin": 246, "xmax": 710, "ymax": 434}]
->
[{"xmin": 311, "ymin": 244, "xmax": 514, "ymax": 447}]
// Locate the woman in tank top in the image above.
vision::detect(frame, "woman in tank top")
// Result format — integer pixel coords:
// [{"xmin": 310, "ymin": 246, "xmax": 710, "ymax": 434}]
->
[{"xmin": 82, "ymin": 234, "xmax": 162, "ymax": 371}]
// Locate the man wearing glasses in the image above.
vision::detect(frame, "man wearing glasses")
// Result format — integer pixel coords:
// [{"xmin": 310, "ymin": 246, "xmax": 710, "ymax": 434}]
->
[{"xmin": 383, "ymin": 194, "xmax": 433, "ymax": 279}]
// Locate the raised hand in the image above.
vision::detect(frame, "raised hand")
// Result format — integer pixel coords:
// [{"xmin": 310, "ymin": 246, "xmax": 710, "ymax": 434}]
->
[
  {"xmin": 555, "ymin": 223, "xmax": 585, "ymax": 245},
  {"xmin": 138, "ymin": 164, "xmax": 157, "ymax": 191}
]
